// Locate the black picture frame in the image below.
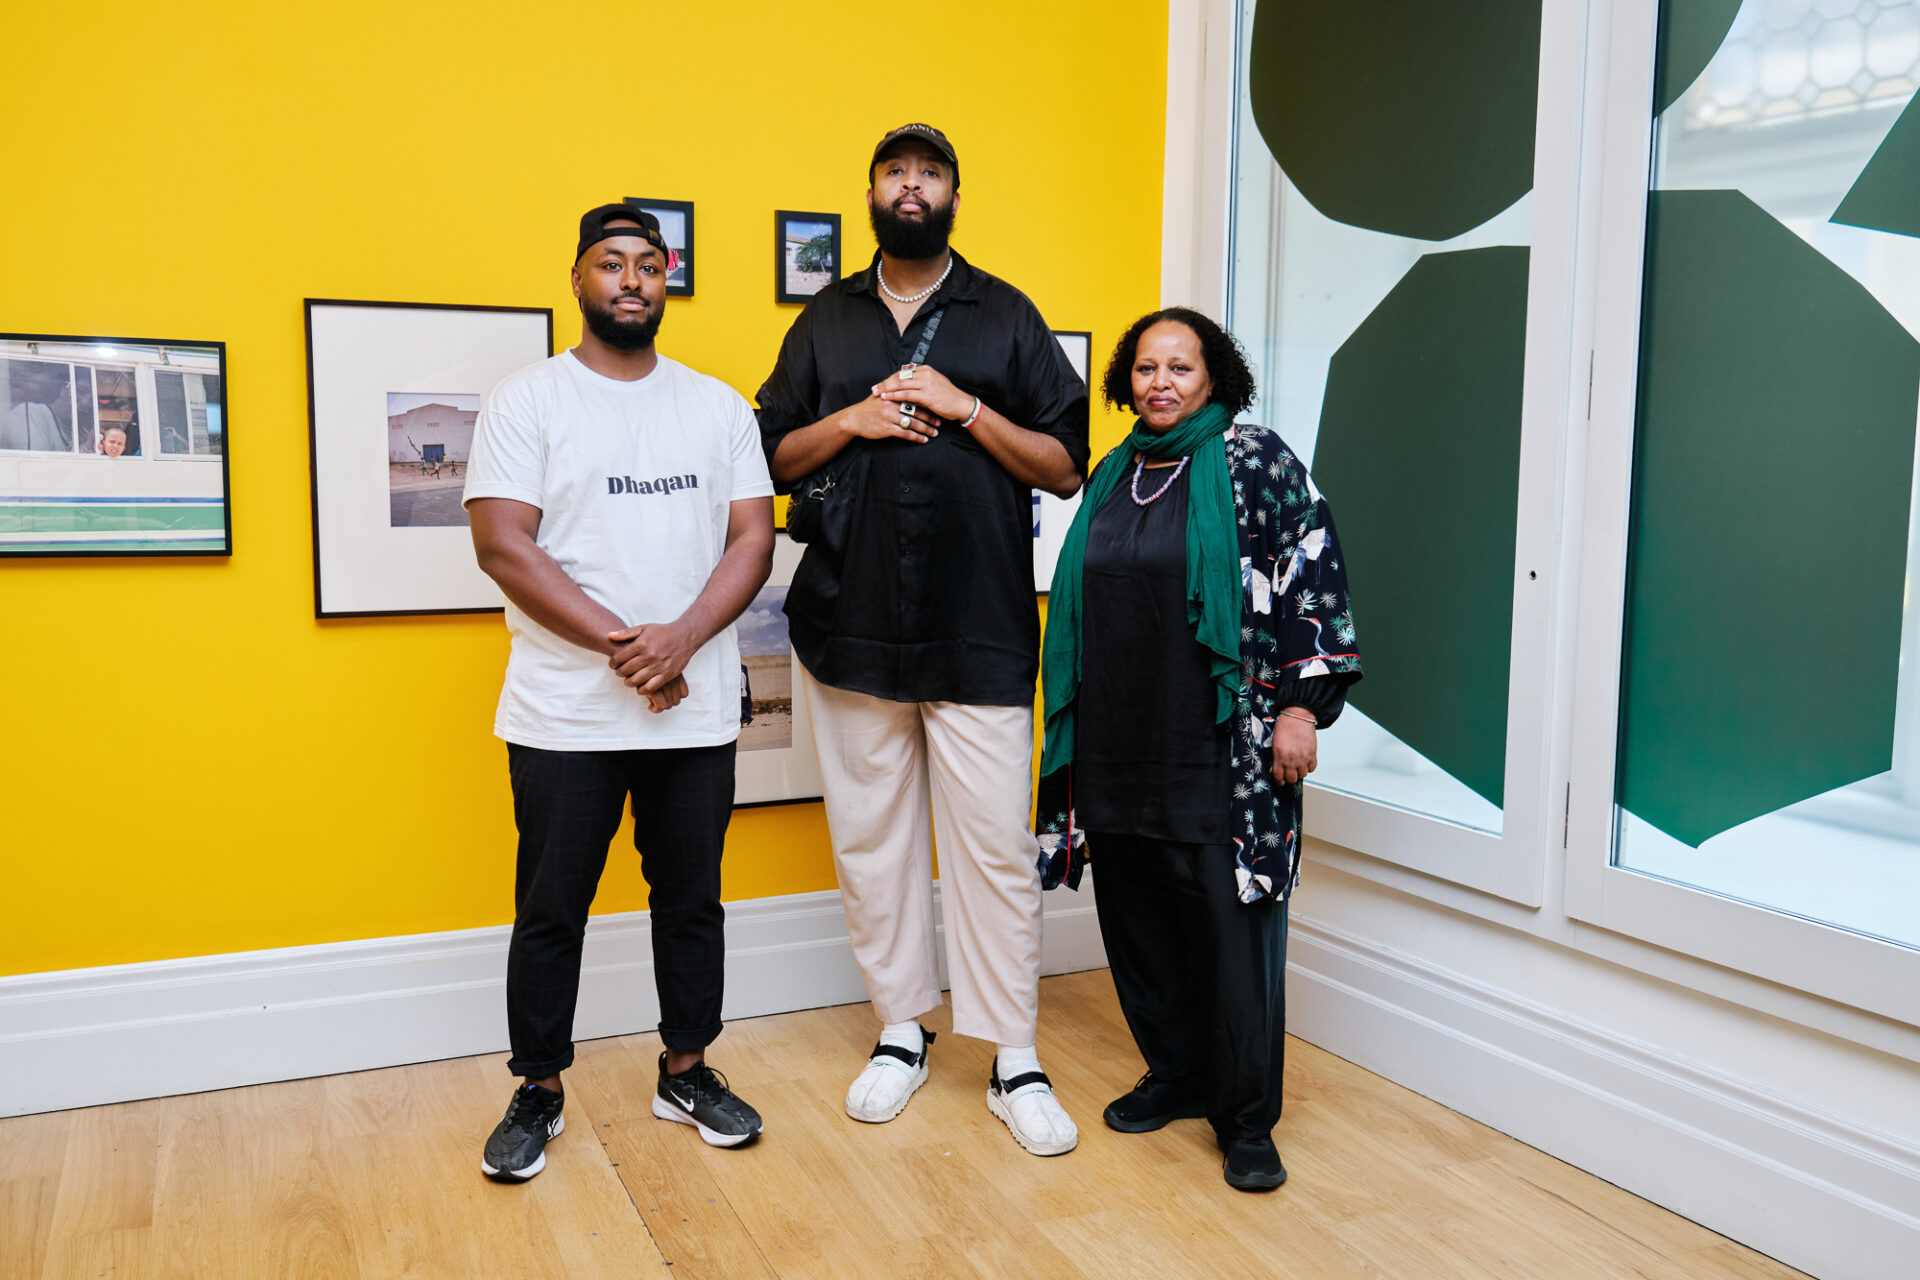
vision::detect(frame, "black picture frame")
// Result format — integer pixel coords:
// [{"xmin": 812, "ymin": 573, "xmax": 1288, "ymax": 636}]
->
[
  {"xmin": 304, "ymin": 298, "xmax": 553, "ymax": 618},
  {"xmin": 775, "ymin": 210, "xmax": 842, "ymax": 304},
  {"xmin": 1034, "ymin": 330, "xmax": 1093, "ymax": 594},
  {"xmin": 625, "ymin": 196, "xmax": 694, "ymax": 297},
  {"xmin": 0, "ymin": 330, "xmax": 233, "ymax": 559}
]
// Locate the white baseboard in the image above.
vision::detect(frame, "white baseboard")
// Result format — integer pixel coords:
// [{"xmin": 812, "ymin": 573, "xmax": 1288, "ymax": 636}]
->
[
  {"xmin": 0, "ymin": 877, "xmax": 1106, "ymax": 1118},
  {"xmin": 1286, "ymin": 914, "xmax": 1920, "ymax": 1280}
]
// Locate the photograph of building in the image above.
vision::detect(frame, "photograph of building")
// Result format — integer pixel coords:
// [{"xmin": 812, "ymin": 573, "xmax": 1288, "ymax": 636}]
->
[{"xmin": 387, "ymin": 391, "xmax": 479, "ymax": 527}]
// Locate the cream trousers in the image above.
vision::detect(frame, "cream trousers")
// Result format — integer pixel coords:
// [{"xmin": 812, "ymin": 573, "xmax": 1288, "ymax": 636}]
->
[{"xmin": 798, "ymin": 664, "xmax": 1043, "ymax": 1046}]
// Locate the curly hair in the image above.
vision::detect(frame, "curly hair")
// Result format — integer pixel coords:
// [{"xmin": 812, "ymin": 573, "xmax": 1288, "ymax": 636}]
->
[{"xmin": 1100, "ymin": 307, "xmax": 1256, "ymax": 420}]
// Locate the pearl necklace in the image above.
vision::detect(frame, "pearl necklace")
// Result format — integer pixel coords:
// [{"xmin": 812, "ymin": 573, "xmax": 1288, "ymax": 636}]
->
[
  {"xmin": 1131, "ymin": 455, "xmax": 1189, "ymax": 506},
  {"xmin": 878, "ymin": 254, "xmax": 953, "ymax": 305}
]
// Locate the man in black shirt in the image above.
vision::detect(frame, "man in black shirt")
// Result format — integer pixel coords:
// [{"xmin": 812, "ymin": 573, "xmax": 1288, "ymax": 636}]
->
[{"xmin": 757, "ymin": 123, "xmax": 1089, "ymax": 1156}]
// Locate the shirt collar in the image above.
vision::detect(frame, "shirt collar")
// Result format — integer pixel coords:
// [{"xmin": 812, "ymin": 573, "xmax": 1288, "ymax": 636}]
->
[{"xmin": 847, "ymin": 248, "xmax": 981, "ymax": 304}]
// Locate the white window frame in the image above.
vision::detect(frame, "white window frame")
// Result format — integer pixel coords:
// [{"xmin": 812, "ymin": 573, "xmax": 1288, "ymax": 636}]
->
[
  {"xmin": 1564, "ymin": 0, "xmax": 1920, "ymax": 1027},
  {"xmin": 1180, "ymin": 0, "xmax": 1602, "ymax": 907}
]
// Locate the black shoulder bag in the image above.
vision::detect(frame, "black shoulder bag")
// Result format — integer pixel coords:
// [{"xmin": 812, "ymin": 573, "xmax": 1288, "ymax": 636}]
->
[{"xmin": 785, "ymin": 307, "xmax": 947, "ymax": 548}]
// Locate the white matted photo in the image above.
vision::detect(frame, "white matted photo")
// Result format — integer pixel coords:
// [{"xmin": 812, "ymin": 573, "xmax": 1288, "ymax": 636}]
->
[
  {"xmin": 305, "ymin": 300, "xmax": 551, "ymax": 616},
  {"xmin": 1034, "ymin": 328, "xmax": 1091, "ymax": 593},
  {"xmin": 734, "ymin": 533, "xmax": 824, "ymax": 806}
]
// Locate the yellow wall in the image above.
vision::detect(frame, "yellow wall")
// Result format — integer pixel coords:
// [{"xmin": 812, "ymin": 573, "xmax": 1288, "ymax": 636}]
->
[{"xmin": 0, "ymin": 1, "xmax": 1162, "ymax": 977}]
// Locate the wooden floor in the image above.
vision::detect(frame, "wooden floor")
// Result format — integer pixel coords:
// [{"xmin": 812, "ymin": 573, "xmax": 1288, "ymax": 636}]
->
[{"xmin": 1, "ymin": 969, "xmax": 1805, "ymax": 1279}]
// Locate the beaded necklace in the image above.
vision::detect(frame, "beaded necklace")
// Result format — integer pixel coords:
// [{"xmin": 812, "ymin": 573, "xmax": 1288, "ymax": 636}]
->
[{"xmin": 1130, "ymin": 454, "xmax": 1189, "ymax": 506}]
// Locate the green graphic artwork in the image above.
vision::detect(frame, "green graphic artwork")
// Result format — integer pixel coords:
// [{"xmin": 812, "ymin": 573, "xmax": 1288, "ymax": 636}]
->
[
  {"xmin": 1832, "ymin": 94, "xmax": 1920, "ymax": 240},
  {"xmin": 1621, "ymin": 190, "xmax": 1920, "ymax": 847},
  {"xmin": 1311, "ymin": 247, "xmax": 1531, "ymax": 808},
  {"xmin": 1652, "ymin": 0, "xmax": 1742, "ymax": 116},
  {"xmin": 1247, "ymin": 1, "xmax": 1542, "ymax": 241}
]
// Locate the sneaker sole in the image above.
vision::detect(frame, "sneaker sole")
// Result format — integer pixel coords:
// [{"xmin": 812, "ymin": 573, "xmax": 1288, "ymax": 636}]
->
[
  {"xmin": 651, "ymin": 1093, "xmax": 759, "ymax": 1147},
  {"xmin": 480, "ymin": 1114, "xmax": 563, "ymax": 1181},
  {"xmin": 1103, "ymin": 1100, "xmax": 1207, "ymax": 1134},
  {"xmin": 845, "ymin": 1062, "xmax": 927, "ymax": 1124},
  {"xmin": 986, "ymin": 1089, "xmax": 1078, "ymax": 1157},
  {"xmin": 1223, "ymin": 1161, "xmax": 1287, "ymax": 1191}
]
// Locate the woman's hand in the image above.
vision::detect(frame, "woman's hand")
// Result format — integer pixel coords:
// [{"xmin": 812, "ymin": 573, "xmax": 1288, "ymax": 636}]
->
[{"xmin": 1269, "ymin": 710, "xmax": 1319, "ymax": 786}]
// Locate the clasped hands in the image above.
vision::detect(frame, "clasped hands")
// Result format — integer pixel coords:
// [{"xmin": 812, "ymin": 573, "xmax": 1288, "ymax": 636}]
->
[
  {"xmin": 841, "ymin": 363, "xmax": 975, "ymax": 445},
  {"xmin": 608, "ymin": 621, "xmax": 696, "ymax": 713}
]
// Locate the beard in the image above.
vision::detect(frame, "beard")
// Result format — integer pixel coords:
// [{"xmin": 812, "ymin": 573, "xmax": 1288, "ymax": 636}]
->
[
  {"xmin": 869, "ymin": 196, "xmax": 956, "ymax": 260},
  {"xmin": 580, "ymin": 292, "xmax": 663, "ymax": 351}
]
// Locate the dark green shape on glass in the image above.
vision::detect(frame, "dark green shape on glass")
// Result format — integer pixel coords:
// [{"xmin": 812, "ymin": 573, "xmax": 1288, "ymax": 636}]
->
[
  {"xmin": 1832, "ymin": 94, "xmax": 1920, "ymax": 239},
  {"xmin": 1652, "ymin": 0, "xmax": 1741, "ymax": 116},
  {"xmin": 1621, "ymin": 190, "xmax": 1920, "ymax": 847},
  {"xmin": 1313, "ymin": 247, "xmax": 1529, "ymax": 808},
  {"xmin": 1247, "ymin": 1, "xmax": 1542, "ymax": 241}
]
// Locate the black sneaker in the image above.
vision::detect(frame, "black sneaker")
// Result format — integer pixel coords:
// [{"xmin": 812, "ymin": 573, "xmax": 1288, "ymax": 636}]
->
[
  {"xmin": 1222, "ymin": 1134, "xmax": 1288, "ymax": 1191},
  {"xmin": 481, "ymin": 1082, "xmax": 565, "ymax": 1181},
  {"xmin": 1103, "ymin": 1071, "xmax": 1206, "ymax": 1133},
  {"xmin": 651, "ymin": 1052, "xmax": 763, "ymax": 1147}
]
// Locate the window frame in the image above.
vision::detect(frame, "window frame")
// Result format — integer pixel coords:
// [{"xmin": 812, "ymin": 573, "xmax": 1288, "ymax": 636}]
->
[
  {"xmin": 1208, "ymin": 0, "xmax": 1603, "ymax": 907},
  {"xmin": 1562, "ymin": 0, "xmax": 1920, "ymax": 1026}
]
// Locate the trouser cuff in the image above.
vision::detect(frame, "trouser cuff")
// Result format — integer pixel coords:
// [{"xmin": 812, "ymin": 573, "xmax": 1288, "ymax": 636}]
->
[
  {"xmin": 506, "ymin": 1049, "xmax": 575, "ymax": 1080},
  {"xmin": 660, "ymin": 1020, "xmax": 723, "ymax": 1053}
]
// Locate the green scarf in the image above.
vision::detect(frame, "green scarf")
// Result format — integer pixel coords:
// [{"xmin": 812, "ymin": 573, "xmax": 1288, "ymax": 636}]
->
[{"xmin": 1040, "ymin": 400, "xmax": 1239, "ymax": 775}]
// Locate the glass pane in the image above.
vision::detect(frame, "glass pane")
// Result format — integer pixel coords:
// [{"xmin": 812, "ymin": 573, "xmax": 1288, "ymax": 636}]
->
[
  {"xmin": 1615, "ymin": 0, "xmax": 1920, "ymax": 950},
  {"xmin": 155, "ymin": 370, "xmax": 191, "ymax": 454},
  {"xmin": 1227, "ymin": 0, "xmax": 1545, "ymax": 834},
  {"xmin": 0, "ymin": 358, "xmax": 75, "ymax": 452},
  {"xmin": 94, "ymin": 366, "xmax": 139, "ymax": 456},
  {"xmin": 199, "ymin": 373, "xmax": 224, "ymax": 455}
]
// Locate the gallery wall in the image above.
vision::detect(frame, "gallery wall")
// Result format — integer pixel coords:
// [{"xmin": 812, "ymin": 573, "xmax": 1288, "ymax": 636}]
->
[{"xmin": 0, "ymin": 0, "xmax": 1164, "ymax": 978}]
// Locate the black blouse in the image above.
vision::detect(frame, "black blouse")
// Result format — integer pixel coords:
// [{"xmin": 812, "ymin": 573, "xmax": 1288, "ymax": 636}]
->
[{"xmin": 1075, "ymin": 462, "xmax": 1348, "ymax": 843}]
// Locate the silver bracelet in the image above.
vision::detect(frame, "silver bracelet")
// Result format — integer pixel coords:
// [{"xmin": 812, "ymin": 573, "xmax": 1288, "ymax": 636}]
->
[
  {"xmin": 961, "ymin": 395, "xmax": 982, "ymax": 428},
  {"xmin": 1278, "ymin": 709, "xmax": 1319, "ymax": 728}
]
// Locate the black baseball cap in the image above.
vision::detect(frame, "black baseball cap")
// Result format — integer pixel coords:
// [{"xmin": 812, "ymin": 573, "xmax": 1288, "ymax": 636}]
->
[
  {"xmin": 576, "ymin": 200, "xmax": 668, "ymax": 262},
  {"xmin": 870, "ymin": 123, "xmax": 959, "ymax": 188}
]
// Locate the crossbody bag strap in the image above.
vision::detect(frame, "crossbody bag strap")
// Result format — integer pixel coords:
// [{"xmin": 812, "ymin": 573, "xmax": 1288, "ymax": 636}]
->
[{"xmin": 908, "ymin": 306, "xmax": 947, "ymax": 367}]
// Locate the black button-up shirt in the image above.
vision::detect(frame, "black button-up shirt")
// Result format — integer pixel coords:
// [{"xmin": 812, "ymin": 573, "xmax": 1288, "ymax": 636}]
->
[{"xmin": 756, "ymin": 250, "xmax": 1090, "ymax": 705}]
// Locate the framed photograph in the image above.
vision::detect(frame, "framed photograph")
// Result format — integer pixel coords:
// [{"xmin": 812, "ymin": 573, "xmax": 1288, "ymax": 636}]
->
[
  {"xmin": 775, "ymin": 210, "xmax": 841, "ymax": 304},
  {"xmin": 1034, "ymin": 329, "xmax": 1092, "ymax": 593},
  {"xmin": 0, "ymin": 332, "xmax": 231, "ymax": 558},
  {"xmin": 735, "ymin": 533, "xmax": 824, "ymax": 807},
  {"xmin": 626, "ymin": 196, "xmax": 694, "ymax": 297},
  {"xmin": 305, "ymin": 299, "xmax": 552, "ymax": 617}
]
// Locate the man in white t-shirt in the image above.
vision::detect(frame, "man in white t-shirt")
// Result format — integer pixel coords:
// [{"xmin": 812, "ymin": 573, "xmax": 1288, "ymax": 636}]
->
[{"xmin": 463, "ymin": 201, "xmax": 775, "ymax": 1182}]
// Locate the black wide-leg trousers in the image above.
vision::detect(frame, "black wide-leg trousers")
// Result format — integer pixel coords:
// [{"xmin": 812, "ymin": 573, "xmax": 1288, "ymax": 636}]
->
[
  {"xmin": 503, "ymin": 741, "xmax": 736, "ymax": 1079},
  {"xmin": 1089, "ymin": 831, "xmax": 1290, "ymax": 1143}
]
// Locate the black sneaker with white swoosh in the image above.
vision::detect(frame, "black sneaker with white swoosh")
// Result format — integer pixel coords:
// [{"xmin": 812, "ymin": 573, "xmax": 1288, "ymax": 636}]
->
[
  {"xmin": 651, "ymin": 1052, "xmax": 763, "ymax": 1147},
  {"xmin": 481, "ymin": 1082, "xmax": 565, "ymax": 1181}
]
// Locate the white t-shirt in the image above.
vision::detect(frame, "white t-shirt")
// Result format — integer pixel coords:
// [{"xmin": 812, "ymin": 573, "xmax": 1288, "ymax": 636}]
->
[{"xmin": 462, "ymin": 350, "xmax": 774, "ymax": 750}]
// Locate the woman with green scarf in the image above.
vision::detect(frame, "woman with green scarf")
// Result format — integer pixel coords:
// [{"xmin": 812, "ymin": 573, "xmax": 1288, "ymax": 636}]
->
[{"xmin": 1036, "ymin": 308, "xmax": 1362, "ymax": 1191}]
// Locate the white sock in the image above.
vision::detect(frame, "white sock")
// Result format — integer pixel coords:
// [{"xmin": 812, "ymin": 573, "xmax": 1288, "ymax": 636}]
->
[
  {"xmin": 881, "ymin": 1021, "xmax": 925, "ymax": 1053},
  {"xmin": 996, "ymin": 1045, "xmax": 1040, "ymax": 1079}
]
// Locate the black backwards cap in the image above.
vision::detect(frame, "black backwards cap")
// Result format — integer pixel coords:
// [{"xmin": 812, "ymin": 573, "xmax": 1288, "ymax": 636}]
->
[
  {"xmin": 870, "ymin": 123, "xmax": 959, "ymax": 188},
  {"xmin": 576, "ymin": 200, "xmax": 670, "ymax": 262}
]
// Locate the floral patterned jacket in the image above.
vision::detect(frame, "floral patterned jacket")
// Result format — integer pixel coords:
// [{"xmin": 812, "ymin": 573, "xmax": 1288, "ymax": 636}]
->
[{"xmin": 1036, "ymin": 423, "xmax": 1363, "ymax": 903}]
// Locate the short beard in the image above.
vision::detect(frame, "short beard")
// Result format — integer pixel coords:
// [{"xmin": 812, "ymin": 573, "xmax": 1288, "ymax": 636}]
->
[
  {"xmin": 869, "ymin": 198, "xmax": 956, "ymax": 260},
  {"xmin": 580, "ymin": 294, "xmax": 662, "ymax": 352}
]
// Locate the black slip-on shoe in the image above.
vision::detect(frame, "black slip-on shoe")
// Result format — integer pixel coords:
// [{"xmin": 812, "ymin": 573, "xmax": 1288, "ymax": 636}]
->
[
  {"xmin": 652, "ymin": 1053, "xmax": 764, "ymax": 1147},
  {"xmin": 1222, "ymin": 1135, "xmax": 1288, "ymax": 1191},
  {"xmin": 1103, "ymin": 1071, "xmax": 1207, "ymax": 1133},
  {"xmin": 481, "ymin": 1082, "xmax": 565, "ymax": 1181}
]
